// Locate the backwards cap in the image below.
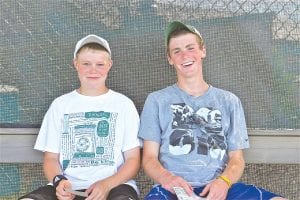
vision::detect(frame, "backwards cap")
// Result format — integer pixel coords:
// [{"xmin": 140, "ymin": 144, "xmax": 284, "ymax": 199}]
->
[
  {"xmin": 74, "ymin": 34, "xmax": 111, "ymax": 58},
  {"xmin": 165, "ymin": 21, "xmax": 203, "ymax": 46}
]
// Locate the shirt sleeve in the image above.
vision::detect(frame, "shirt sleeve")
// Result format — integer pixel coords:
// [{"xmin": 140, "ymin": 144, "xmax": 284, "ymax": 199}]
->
[
  {"xmin": 226, "ymin": 96, "xmax": 250, "ymax": 151},
  {"xmin": 34, "ymin": 99, "xmax": 61, "ymax": 153},
  {"xmin": 138, "ymin": 93, "xmax": 162, "ymax": 144},
  {"xmin": 121, "ymin": 99, "xmax": 141, "ymax": 152}
]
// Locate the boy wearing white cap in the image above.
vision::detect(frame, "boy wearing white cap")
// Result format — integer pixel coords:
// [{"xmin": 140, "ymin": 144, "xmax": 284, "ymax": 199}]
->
[
  {"xmin": 19, "ymin": 34, "xmax": 141, "ymax": 200},
  {"xmin": 138, "ymin": 21, "xmax": 286, "ymax": 200}
]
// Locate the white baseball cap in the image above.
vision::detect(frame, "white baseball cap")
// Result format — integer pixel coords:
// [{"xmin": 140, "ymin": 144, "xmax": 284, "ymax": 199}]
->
[{"xmin": 74, "ymin": 34, "xmax": 111, "ymax": 58}]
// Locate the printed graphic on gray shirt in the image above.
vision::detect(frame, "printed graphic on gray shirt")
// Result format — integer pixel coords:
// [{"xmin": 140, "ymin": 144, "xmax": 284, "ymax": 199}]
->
[{"xmin": 169, "ymin": 103, "xmax": 226, "ymax": 160}]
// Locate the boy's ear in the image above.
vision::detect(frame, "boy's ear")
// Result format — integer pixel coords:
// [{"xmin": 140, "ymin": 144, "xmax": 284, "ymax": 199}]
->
[
  {"xmin": 201, "ymin": 46, "xmax": 206, "ymax": 58},
  {"xmin": 167, "ymin": 54, "xmax": 173, "ymax": 66},
  {"xmin": 73, "ymin": 59, "xmax": 78, "ymax": 70},
  {"xmin": 106, "ymin": 58, "xmax": 113, "ymax": 71},
  {"xmin": 203, "ymin": 46, "xmax": 206, "ymax": 58}
]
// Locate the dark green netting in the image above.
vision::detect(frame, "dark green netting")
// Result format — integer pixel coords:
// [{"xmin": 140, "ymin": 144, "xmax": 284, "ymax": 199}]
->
[
  {"xmin": 0, "ymin": 0, "xmax": 299, "ymax": 129},
  {"xmin": 0, "ymin": 1, "xmax": 299, "ymax": 199},
  {"xmin": 0, "ymin": 163, "xmax": 299, "ymax": 200}
]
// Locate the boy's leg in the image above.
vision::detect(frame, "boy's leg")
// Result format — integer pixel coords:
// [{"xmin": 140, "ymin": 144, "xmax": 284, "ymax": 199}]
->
[
  {"xmin": 107, "ymin": 184, "xmax": 139, "ymax": 200},
  {"xmin": 144, "ymin": 185, "xmax": 177, "ymax": 200},
  {"xmin": 227, "ymin": 182, "xmax": 284, "ymax": 200},
  {"xmin": 18, "ymin": 185, "xmax": 56, "ymax": 200},
  {"xmin": 193, "ymin": 183, "xmax": 286, "ymax": 200}
]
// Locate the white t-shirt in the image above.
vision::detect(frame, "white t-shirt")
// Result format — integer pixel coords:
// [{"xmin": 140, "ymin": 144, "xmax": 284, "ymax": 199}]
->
[{"xmin": 35, "ymin": 90, "xmax": 141, "ymax": 191}]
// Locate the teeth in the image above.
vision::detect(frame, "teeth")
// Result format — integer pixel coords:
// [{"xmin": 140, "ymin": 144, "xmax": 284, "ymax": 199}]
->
[{"xmin": 183, "ymin": 61, "xmax": 193, "ymax": 66}]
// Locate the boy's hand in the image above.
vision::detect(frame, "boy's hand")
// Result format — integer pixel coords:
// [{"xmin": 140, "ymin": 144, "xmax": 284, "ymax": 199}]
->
[
  {"xmin": 85, "ymin": 180, "xmax": 111, "ymax": 200},
  {"xmin": 56, "ymin": 180, "xmax": 75, "ymax": 200}
]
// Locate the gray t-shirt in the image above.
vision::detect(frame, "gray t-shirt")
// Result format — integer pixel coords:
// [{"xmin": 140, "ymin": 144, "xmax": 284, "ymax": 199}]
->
[{"xmin": 138, "ymin": 84, "xmax": 249, "ymax": 187}]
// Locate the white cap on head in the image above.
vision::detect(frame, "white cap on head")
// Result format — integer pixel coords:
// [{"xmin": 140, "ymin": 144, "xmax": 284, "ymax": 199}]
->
[{"xmin": 74, "ymin": 34, "xmax": 111, "ymax": 58}]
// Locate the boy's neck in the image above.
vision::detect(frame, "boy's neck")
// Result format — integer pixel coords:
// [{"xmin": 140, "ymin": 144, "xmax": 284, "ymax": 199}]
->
[
  {"xmin": 176, "ymin": 79, "xmax": 209, "ymax": 97},
  {"xmin": 77, "ymin": 86, "xmax": 109, "ymax": 96}
]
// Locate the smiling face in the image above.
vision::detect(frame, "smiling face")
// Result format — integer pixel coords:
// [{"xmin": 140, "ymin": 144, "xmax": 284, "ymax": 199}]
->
[
  {"xmin": 167, "ymin": 32, "xmax": 206, "ymax": 80},
  {"xmin": 73, "ymin": 44, "xmax": 112, "ymax": 95}
]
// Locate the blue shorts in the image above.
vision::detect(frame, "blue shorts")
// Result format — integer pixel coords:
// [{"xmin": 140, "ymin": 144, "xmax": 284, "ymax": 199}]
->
[{"xmin": 144, "ymin": 182, "xmax": 281, "ymax": 200}]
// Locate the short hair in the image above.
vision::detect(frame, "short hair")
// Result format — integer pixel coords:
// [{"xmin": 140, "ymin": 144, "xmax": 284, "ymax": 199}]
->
[{"xmin": 167, "ymin": 27, "xmax": 205, "ymax": 55}]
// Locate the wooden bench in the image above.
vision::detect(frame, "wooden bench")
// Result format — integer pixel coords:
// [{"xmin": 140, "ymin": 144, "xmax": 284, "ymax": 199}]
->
[{"xmin": 0, "ymin": 128, "xmax": 299, "ymax": 199}]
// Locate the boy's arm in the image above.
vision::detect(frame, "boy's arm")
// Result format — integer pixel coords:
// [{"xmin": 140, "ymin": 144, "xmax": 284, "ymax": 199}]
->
[
  {"xmin": 43, "ymin": 151, "xmax": 62, "ymax": 183},
  {"xmin": 43, "ymin": 151, "xmax": 74, "ymax": 198},
  {"xmin": 142, "ymin": 140, "xmax": 193, "ymax": 195},
  {"xmin": 85, "ymin": 146, "xmax": 141, "ymax": 199},
  {"xmin": 200, "ymin": 149, "xmax": 245, "ymax": 199},
  {"xmin": 220, "ymin": 149, "xmax": 245, "ymax": 185},
  {"xmin": 106, "ymin": 146, "xmax": 141, "ymax": 187}
]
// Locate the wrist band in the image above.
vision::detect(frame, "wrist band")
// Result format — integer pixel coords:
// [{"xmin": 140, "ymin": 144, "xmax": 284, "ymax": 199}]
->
[
  {"xmin": 53, "ymin": 174, "xmax": 68, "ymax": 188},
  {"xmin": 218, "ymin": 175, "xmax": 232, "ymax": 187}
]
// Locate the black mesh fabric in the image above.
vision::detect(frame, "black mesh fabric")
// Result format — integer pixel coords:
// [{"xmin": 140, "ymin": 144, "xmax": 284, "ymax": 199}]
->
[
  {"xmin": 0, "ymin": 163, "xmax": 299, "ymax": 200},
  {"xmin": 0, "ymin": 0, "xmax": 299, "ymax": 129}
]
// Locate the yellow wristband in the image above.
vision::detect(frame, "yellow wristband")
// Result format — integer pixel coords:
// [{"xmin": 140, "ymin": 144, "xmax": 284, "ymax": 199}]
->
[{"xmin": 218, "ymin": 175, "xmax": 232, "ymax": 187}]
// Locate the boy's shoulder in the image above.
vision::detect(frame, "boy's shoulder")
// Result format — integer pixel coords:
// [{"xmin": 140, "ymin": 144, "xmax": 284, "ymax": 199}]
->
[
  {"xmin": 109, "ymin": 89, "xmax": 134, "ymax": 102},
  {"xmin": 148, "ymin": 85, "xmax": 175, "ymax": 97},
  {"xmin": 210, "ymin": 86, "xmax": 239, "ymax": 99},
  {"xmin": 54, "ymin": 90, "xmax": 76, "ymax": 100}
]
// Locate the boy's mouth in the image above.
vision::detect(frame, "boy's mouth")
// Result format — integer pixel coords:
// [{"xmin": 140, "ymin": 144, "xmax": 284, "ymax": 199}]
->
[{"xmin": 182, "ymin": 61, "xmax": 194, "ymax": 67}]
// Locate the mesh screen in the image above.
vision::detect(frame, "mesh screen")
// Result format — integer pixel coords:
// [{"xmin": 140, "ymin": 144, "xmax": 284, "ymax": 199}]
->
[
  {"xmin": 0, "ymin": 163, "xmax": 299, "ymax": 200},
  {"xmin": 0, "ymin": 0, "xmax": 299, "ymax": 129}
]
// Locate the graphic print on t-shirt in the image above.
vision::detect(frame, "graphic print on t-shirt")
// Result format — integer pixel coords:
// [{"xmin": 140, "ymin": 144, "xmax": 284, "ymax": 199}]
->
[
  {"xmin": 170, "ymin": 103, "xmax": 226, "ymax": 160},
  {"xmin": 61, "ymin": 111, "xmax": 117, "ymax": 170}
]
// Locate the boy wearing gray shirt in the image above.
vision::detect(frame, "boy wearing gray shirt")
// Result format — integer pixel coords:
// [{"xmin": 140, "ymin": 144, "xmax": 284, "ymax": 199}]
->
[{"xmin": 138, "ymin": 21, "xmax": 285, "ymax": 200}]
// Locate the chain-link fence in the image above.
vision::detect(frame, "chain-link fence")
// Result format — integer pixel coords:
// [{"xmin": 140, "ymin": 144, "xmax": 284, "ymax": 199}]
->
[{"xmin": 0, "ymin": 0, "xmax": 299, "ymax": 129}]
